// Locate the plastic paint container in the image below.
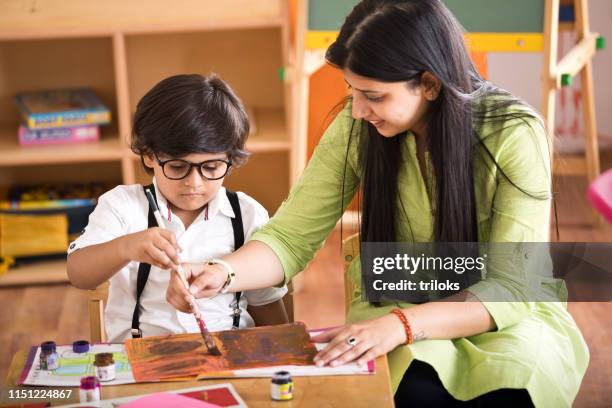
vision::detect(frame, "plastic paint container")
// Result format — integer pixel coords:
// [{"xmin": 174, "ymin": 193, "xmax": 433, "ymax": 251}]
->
[
  {"xmin": 271, "ymin": 371, "xmax": 294, "ymax": 401},
  {"xmin": 39, "ymin": 341, "xmax": 59, "ymax": 370},
  {"xmin": 79, "ymin": 376, "xmax": 101, "ymax": 402},
  {"xmin": 93, "ymin": 352, "xmax": 116, "ymax": 381}
]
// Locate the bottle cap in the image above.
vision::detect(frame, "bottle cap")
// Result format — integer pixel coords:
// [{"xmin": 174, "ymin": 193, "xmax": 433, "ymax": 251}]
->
[
  {"xmin": 40, "ymin": 341, "xmax": 56, "ymax": 354},
  {"xmin": 73, "ymin": 340, "xmax": 90, "ymax": 353},
  {"xmin": 80, "ymin": 376, "xmax": 100, "ymax": 390},
  {"xmin": 94, "ymin": 352, "xmax": 114, "ymax": 366},
  {"xmin": 272, "ymin": 370, "xmax": 292, "ymax": 384}
]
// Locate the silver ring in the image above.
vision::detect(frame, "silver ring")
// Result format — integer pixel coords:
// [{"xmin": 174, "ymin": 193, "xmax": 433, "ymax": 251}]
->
[{"xmin": 346, "ymin": 337, "xmax": 358, "ymax": 347}]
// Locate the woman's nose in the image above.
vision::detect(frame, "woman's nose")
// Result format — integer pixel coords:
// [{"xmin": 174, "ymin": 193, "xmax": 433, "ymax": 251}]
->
[{"xmin": 352, "ymin": 97, "xmax": 368, "ymax": 120}]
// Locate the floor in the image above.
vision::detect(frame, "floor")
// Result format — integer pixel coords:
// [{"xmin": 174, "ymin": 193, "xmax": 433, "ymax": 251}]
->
[{"xmin": 1, "ymin": 160, "xmax": 611, "ymax": 406}]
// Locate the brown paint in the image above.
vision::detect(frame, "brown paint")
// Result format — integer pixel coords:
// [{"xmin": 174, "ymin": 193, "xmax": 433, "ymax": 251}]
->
[
  {"xmin": 217, "ymin": 323, "xmax": 317, "ymax": 369},
  {"xmin": 149, "ymin": 340, "xmax": 201, "ymax": 355},
  {"xmin": 125, "ymin": 323, "xmax": 317, "ymax": 382}
]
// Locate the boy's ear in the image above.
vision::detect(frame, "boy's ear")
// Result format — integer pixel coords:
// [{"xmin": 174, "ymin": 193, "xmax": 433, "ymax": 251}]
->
[
  {"xmin": 421, "ymin": 71, "xmax": 442, "ymax": 101},
  {"xmin": 142, "ymin": 153, "xmax": 155, "ymax": 169}
]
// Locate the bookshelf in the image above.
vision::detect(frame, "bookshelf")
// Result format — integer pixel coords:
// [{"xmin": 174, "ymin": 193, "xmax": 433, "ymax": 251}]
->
[{"xmin": 0, "ymin": 0, "xmax": 294, "ymax": 286}]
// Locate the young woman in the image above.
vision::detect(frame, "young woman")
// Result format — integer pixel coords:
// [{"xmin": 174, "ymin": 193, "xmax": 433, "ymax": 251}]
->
[{"xmin": 166, "ymin": 1, "xmax": 588, "ymax": 406}]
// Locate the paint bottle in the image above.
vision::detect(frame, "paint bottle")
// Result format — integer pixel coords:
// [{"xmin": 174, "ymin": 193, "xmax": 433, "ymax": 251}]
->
[
  {"xmin": 270, "ymin": 371, "xmax": 293, "ymax": 401},
  {"xmin": 94, "ymin": 352, "xmax": 116, "ymax": 381},
  {"xmin": 39, "ymin": 341, "xmax": 59, "ymax": 370},
  {"xmin": 79, "ymin": 376, "xmax": 101, "ymax": 402},
  {"xmin": 72, "ymin": 340, "xmax": 90, "ymax": 353}
]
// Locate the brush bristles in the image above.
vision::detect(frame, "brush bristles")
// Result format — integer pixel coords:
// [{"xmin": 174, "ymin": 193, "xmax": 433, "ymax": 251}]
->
[{"xmin": 196, "ymin": 316, "xmax": 222, "ymax": 356}]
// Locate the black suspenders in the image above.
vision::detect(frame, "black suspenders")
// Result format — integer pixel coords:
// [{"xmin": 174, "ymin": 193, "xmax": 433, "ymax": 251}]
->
[
  {"xmin": 226, "ymin": 190, "xmax": 244, "ymax": 330},
  {"xmin": 131, "ymin": 186, "xmax": 245, "ymax": 338},
  {"xmin": 130, "ymin": 184, "xmax": 157, "ymax": 339}
]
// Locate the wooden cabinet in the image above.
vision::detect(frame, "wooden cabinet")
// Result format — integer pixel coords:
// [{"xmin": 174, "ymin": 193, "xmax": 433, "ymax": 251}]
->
[{"xmin": 0, "ymin": 0, "xmax": 293, "ymax": 285}]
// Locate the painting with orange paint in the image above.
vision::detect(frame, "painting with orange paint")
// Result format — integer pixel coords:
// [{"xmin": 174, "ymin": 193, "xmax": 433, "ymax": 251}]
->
[{"xmin": 125, "ymin": 323, "xmax": 317, "ymax": 382}]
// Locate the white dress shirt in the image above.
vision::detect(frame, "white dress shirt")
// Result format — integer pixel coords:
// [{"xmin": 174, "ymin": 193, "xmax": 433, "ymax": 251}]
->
[{"xmin": 68, "ymin": 178, "xmax": 287, "ymax": 342}]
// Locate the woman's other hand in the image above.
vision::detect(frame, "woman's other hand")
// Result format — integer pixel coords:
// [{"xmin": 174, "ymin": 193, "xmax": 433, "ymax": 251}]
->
[{"xmin": 311, "ymin": 314, "xmax": 407, "ymax": 367}]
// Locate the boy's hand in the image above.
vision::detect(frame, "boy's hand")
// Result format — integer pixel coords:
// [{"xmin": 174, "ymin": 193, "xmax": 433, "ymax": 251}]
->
[
  {"xmin": 166, "ymin": 262, "xmax": 204, "ymax": 313},
  {"xmin": 120, "ymin": 227, "xmax": 182, "ymax": 270},
  {"xmin": 166, "ymin": 262, "xmax": 227, "ymax": 312}
]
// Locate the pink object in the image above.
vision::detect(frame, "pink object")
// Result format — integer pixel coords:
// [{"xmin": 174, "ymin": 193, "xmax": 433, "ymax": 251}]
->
[
  {"xmin": 587, "ymin": 169, "xmax": 612, "ymax": 223},
  {"xmin": 18, "ymin": 124, "xmax": 99, "ymax": 146},
  {"xmin": 121, "ymin": 392, "xmax": 221, "ymax": 408}
]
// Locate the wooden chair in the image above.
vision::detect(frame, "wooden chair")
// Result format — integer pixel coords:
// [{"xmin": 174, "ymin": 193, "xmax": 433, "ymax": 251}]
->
[
  {"xmin": 341, "ymin": 233, "xmax": 360, "ymax": 317},
  {"xmin": 88, "ymin": 282, "xmax": 109, "ymax": 343},
  {"xmin": 283, "ymin": 282, "xmax": 295, "ymax": 323},
  {"xmin": 88, "ymin": 281, "xmax": 295, "ymax": 343}
]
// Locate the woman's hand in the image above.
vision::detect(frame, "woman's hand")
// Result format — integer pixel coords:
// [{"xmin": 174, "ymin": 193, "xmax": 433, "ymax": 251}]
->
[
  {"xmin": 311, "ymin": 314, "xmax": 407, "ymax": 367},
  {"xmin": 185, "ymin": 262, "xmax": 229, "ymax": 298},
  {"xmin": 166, "ymin": 262, "xmax": 228, "ymax": 312},
  {"xmin": 120, "ymin": 227, "xmax": 182, "ymax": 270}
]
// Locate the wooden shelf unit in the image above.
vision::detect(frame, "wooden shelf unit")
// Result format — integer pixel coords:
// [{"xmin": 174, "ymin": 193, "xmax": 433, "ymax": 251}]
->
[
  {"xmin": 0, "ymin": 259, "xmax": 68, "ymax": 286},
  {"xmin": 0, "ymin": 0, "xmax": 293, "ymax": 286}
]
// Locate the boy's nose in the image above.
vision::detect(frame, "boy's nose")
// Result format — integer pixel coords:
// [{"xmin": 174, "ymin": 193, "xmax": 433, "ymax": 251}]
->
[{"xmin": 184, "ymin": 166, "xmax": 205, "ymax": 187}]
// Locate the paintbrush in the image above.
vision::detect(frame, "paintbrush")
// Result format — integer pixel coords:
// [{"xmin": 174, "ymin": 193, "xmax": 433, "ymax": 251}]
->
[{"xmin": 144, "ymin": 188, "xmax": 222, "ymax": 356}]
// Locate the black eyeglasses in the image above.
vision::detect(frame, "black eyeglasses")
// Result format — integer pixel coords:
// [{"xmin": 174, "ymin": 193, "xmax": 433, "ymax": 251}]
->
[{"xmin": 154, "ymin": 154, "xmax": 232, "ymax": 181}]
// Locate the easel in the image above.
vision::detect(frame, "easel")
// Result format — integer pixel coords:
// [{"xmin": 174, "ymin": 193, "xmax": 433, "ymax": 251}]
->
[
  {"xmin": 289, "ymin": 0, "xmax": 605, "ymax": 224},
  {"xmin": 542, "ymin": 0, "xmax": 605, "ymax": 224}
]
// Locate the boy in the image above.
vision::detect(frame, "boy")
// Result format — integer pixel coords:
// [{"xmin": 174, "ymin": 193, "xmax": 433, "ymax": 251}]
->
[{"xmin": 67, "ymin": 74, "xmax": 288, "ymax": 342}]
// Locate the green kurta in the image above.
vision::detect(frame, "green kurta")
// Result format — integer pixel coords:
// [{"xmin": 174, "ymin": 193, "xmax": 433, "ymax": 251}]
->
[{"xmin": 251, "ymin": 102, "xmax": 589, "ymax": 407}]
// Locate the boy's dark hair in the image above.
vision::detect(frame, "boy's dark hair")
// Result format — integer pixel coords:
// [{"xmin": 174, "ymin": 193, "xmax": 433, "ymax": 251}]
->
[{"xmin": 131, "ymin": 73, "xmax": 250, "ymax": 175}]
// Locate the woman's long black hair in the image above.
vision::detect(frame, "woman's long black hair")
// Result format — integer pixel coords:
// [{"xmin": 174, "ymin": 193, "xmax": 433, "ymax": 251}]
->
[{"xmin": 326, "ymin": 0, "xmax": 552, "ymax": 244}]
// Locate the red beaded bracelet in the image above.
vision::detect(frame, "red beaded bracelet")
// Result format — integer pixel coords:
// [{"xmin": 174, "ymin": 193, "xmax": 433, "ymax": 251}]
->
[{"xmin": 390, "ymin": 308, "xmax": 413, "ymax": 344}]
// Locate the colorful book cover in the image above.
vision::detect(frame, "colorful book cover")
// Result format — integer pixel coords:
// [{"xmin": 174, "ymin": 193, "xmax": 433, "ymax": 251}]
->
[
  {"xmin": 0, "ymin": 183, "xmax": 105, "ymax": 210},
  {"xmin": 55, "ymin": 383, "xmax": 247, "ymax": 408},
  {"xmin": 14, "ymin": 89, "xmax": 111, "ymax": 130},
  {"xmin": 18, "ymin": 125, "xmax": 99, "ymax": 146}
]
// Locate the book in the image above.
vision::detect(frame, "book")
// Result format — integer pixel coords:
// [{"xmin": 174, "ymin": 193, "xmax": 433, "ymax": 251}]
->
[
  {"xmin": 14, "ymin": 89, "xmax": 111, "ymax": 130},
  {"xmin": 18, "ymin": 124, "xmax": 99, "ymax": 146},
  {"xmin": 56, "ymin": 383, "xmax": 247, "ymax": 408}
]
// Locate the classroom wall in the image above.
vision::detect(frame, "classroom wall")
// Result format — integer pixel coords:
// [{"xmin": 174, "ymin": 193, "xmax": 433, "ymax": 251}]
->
[
  {"xmin": 487, "ymin": 0, "xmax": 612, "ymax": 153},
  {"xmin": 279, "ymin": 0, "xmax": 610, "ymax": 210},
  {"xmin": 304, "ymin": 0, "xmax": 611, "ymax": 156}
]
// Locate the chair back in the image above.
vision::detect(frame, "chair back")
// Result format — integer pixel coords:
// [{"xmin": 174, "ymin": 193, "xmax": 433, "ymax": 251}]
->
[
  {"xmin": 88, "ymin": 281, "xmax": 109, "ymax": 343},
  {"xmin": 341, "ymin": 233, "xmax": 360, "ymax": 317}
]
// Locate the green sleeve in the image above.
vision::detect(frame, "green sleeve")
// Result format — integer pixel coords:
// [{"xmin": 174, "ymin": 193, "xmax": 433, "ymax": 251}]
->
[
  {"xmin": 251, "ymin": 107, "xmax": 360, "ymax": 283},
  {"xmin": 469, "ymin": 117, "xmax": 553, "ymax": 331}
]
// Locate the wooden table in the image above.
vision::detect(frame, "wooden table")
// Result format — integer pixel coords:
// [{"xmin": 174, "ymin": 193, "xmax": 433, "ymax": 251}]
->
[{"xmin": 3, "ymin": 349, "xmax": 395, "ymax": 407}]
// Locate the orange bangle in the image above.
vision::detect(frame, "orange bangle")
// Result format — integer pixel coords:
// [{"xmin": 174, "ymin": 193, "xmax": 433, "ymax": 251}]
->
[{"xmin": 391, "ymin": 308, "xmax": 413, "ymax": 344}]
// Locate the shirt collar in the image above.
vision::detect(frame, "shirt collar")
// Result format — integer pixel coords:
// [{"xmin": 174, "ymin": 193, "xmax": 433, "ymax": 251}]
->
[
  {"xmin": 151, "ymin": 178, "xmax": 235, "ymax": 221},
  {"xmin": 207, "ymin": 186, "xmax": 236, "ymax": 219}
]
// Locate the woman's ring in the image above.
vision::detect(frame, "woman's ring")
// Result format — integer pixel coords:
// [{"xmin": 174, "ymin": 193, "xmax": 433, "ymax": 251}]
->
[{"xmin": 346, "ymin": 337, "xmax": 358, "ymax": 347}]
